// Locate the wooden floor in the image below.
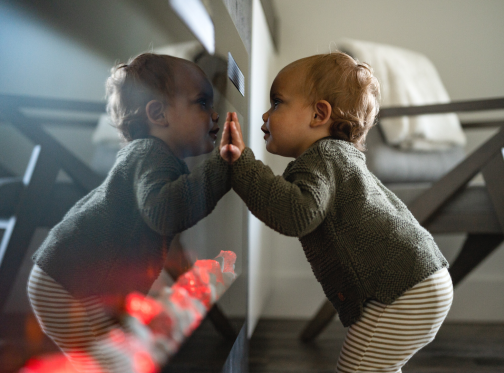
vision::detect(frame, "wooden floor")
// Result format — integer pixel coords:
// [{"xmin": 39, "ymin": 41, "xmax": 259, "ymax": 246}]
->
[
  {"xmin": 4, "ymin": 315, "xmax": 504, "ymax": 372},
  {"xmin": 250, "ymin": 319, "xmax": 504, "ymax": 373}
]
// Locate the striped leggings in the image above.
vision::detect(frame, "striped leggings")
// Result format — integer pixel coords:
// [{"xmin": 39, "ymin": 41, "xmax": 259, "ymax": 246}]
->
[
  {"xmin": 336, "ymin": 268, "xmax": 453, "ymax": 373},
  {"xmin": 27, "ymin": 265, "xmax": 133, "ymax": 373}
]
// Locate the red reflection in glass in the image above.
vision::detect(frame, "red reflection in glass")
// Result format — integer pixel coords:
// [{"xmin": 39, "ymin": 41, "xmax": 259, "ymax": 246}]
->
[
  {"xmin": 215, "ymin": 250, "xmax": 237, "ymax": 274},
  {"xmin": 126, "ymin": 293, "xmax": 163, "ymax": 325},
  {"xmin": 21, "ymin": 250, "xmax": 237, "ymax": 373},
  {"xmin": 133, "ymin": 351, "xmax": 158, "ymax": 373},
  {"xmin": 174, "ymin": 268, "xmax": 212, "ymax": 308},
  {"xmin": 20, "ymin": 353, "xmax": 80, "ymax": 373},
  {"xmin": 195, "ymin": 259, "xmax": 225, "ymax": 284}
]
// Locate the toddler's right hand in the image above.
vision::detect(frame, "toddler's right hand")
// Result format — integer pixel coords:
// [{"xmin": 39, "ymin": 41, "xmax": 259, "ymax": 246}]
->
[{"xmin": 219, "ymin": 112, "xmax": 245, "ymax": 164}]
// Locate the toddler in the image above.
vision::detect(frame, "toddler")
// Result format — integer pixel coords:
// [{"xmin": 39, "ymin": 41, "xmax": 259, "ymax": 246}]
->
[
  {"xmin": 221, "ymin": 52, "xmax": 453, "ymax": 373},
  {"xmin": 28, "ymin": 53, "xmax": 230, "ymax": 372}
]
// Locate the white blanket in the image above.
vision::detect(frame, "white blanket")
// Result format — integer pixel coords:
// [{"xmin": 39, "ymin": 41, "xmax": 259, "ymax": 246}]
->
[{"xmin": 338, "ymin": 39, "xmax": 466, "ymax": 150}]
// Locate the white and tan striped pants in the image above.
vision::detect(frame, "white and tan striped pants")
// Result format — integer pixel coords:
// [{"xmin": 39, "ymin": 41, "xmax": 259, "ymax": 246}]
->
[
  {"xmin": 27, "ymin": 265, "xmax": 133, "ymax": 373},
  {"xmin": 336, "ymin": 268, "xmax": 453, "ymax": 373}
]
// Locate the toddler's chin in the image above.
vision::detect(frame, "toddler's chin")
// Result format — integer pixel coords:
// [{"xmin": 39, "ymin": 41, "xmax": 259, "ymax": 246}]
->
[
  {"xmin": 201, "ymin": 142, "xmax": 216, "ymax": 155},
  {"xmin": 185, "ymin": 143, "xmax": 215, "ymax": 159},
  {"xmin": 265, "ymin": 142, "xmax": 276, "ymax": 155}
]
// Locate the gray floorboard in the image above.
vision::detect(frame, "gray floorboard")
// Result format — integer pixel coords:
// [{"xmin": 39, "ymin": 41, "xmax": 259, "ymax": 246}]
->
[{"xmin": 250, "ymin": 320, "xmax": 504, "ymax": 373}]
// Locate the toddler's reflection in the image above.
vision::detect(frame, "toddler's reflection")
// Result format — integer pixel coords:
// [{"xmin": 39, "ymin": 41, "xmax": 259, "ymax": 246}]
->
[{"xmin": 26, "ymin": 53, "xmax": 234, "ymax": 372}]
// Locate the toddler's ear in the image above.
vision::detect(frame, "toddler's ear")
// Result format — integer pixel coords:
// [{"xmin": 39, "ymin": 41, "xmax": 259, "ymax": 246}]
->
[
  {"xmin": 311, "ymin": 100, "xmax": 332, "ymax": 127},
  {"xmin": 146, "ymin": 100, "xmax": 167, "ymax": 126}
]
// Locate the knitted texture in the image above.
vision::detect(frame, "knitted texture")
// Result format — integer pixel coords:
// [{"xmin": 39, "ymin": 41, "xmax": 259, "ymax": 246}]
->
[
  {"xmin": 33, "ymin": 137, "xmax": 231, "ymax": 306},
  {"xmin": 232, "ymin": 138, "xmax": 448, "ymax": 326}
]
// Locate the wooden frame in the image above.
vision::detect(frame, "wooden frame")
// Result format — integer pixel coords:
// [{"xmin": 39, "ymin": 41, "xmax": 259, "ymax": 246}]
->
[{"xmin": 300, "ymin": 97, "xmax": 504, "ymax": 342}]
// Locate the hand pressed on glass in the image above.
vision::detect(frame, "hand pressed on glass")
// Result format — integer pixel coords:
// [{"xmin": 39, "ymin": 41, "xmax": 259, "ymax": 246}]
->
[{"xmin": 219, "ymin": 112, "xmax": 245, "ymax": 164}]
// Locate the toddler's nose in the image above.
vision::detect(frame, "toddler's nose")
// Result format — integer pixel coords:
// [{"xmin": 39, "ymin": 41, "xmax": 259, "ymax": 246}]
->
[
  {"xmin": 212, "ymin": 111, "xmax": 219, "ymax": 123},
  {"xmin": 262, "ymin": 111, "xmax": 269, "ymax": 123}
]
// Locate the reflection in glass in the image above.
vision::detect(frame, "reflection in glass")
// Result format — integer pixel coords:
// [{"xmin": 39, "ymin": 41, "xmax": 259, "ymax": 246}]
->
[
  {"xmin": 1, "ymin": 1, "xmax": 248, "ymax": 371},
  {"xmin": 23, "ymin": 49, "xmax": 241, "ymax": 372}
]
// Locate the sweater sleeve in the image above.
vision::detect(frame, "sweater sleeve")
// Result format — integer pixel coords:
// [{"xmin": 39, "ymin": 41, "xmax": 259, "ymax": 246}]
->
[
  {"xmin": 135, "ymin": 145, "xmax": 231, "ymax": 236},
  {"xmin": 231, "ymin": 147, "xmax": 333, "ymax": 237}
]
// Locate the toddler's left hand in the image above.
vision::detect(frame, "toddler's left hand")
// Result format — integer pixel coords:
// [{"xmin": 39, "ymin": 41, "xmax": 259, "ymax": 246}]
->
[{"xmin": 219, "ymin": 112, "xmax": 245, "ymax": 164}]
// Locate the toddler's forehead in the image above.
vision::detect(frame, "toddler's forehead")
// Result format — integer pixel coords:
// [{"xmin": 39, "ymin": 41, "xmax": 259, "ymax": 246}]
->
[
  {"xmin": 275, "ymin": 62, "xmax": 310, "ymax": 94},
  {"xmin": 286, "ymin": 58, "xmax": 310, "ymax": 71},
  {"xmin": 173, "ymin": 62, "xmax": 211, "ymax": 93},
  {"xmin": 173, "ymin": 61, "xmax": 202, "ymax": 82}
]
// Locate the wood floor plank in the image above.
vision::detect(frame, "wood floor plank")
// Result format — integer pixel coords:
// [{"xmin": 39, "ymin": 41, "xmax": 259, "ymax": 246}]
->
[{"xmin": 250, "ymin": 320, "xmax": 504, "ymax": 373}]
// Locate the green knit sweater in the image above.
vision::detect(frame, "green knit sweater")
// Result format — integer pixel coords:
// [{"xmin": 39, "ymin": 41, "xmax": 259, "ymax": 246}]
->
[
  {"xmin": 232, "ymin": 137, "xmax": 448, "ymax": 326},
  {"xmin": 33, "ymin": 137, "xmax": 231, "ymax": 306}
]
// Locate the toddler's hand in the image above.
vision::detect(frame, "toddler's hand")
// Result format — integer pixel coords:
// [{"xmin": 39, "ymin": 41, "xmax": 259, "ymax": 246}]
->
[{"xmin": 219, "ymin": 112, "xmax": 245, "ymax": 164}]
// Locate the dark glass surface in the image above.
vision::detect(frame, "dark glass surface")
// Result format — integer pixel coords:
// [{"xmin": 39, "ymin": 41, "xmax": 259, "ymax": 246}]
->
[{"xmin": 0, "ymin": 0, "xmax": 249, "ymax": 371}]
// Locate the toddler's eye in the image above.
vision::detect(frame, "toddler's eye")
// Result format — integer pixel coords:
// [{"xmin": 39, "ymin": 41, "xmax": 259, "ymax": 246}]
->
[{"xmin": 272, "ymin": 99, "xmax": 281, "ymax": 109}]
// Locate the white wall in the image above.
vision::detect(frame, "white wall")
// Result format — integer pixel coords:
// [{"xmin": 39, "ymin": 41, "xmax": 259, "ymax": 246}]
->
[
  {"xmin": 273, "ymin": 0, "xmax": 504, "ymax": 101},
  {"xmin": 258, "ymin": 0, "xmax": 504, "ymax": 322},
  {"xmin": 247, "ymin": 0, "xmax": 278, "ymax": 336}
]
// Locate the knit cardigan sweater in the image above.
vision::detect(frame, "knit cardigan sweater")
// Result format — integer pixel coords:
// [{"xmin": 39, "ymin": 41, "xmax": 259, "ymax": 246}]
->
[
  {"xmin": 232, "ymin": 138, "xmax": 448, "ymax": 327},
  {"xmin": 33, "ymin": 137, "xmax": 231, "ymax": 308}
]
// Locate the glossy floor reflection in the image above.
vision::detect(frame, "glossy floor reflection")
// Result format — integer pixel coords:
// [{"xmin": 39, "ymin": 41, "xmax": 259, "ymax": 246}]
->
[{"xmin": 250, "ymin": 319, "xmax": 504, "ymax": 373}]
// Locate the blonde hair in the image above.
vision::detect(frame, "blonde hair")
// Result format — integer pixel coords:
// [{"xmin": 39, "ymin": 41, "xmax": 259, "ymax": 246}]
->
[
  {"xmin": 298, "ymin": 52, "xmax": 380, "ymax": 151},
  {"xmin": 105, "ymin": 53, "xmax": 186, "ymax": 141}
]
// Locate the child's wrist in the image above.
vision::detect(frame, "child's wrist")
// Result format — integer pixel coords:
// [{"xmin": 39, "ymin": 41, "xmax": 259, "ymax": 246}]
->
[{"xmin": 232, "ymin": 147, "xmax": 250, "ymax": 166}]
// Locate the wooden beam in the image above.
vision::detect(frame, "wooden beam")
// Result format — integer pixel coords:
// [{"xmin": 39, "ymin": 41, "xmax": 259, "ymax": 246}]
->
[
  {"xmin": 482, "ymin": 149, "xmax": 504, "ymax": 231},
  {"xmin": 461, "ymin": 119, "xmax": 504, "ymax": 129},
  {"xmin": 379, "ymin": 97, "xmax": 504, "ymax": 118},
  {"xmin": 0, "ymin": 219, "xmax": 10, "ymax": 230},
  {"xmin": 28, "ymin": 117, "xmax": 100, "ymax": 128},
  {"xmin": 3, "ymin": 110, "xmax": 103, "ymax": 192},
  {"xmin": 409, "ymin": 126, "xmax": 504, "ymax": 225},
  {"xmin": 0, "ymin": 94, "xmax": 105, "ymax": 113},
  {"xmin": 0, "ymin": 145, "xmax": 60, "ymax": 312},
  {"xmin": 449, "ymin": 234, "xmax": 504, "ymax": 287},
  {"xmin": 299, "ymin": 300, "xmax": 337, "ymax": 343}
]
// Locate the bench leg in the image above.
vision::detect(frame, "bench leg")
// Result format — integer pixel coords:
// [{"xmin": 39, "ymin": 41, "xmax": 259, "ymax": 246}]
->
[
  {"xmin": 449, "ymin": 233, "xmax": 504, "ymax": 286},
  {"xmin": 299, "ymin": 299, "xmax": 337, "ymax": 343}
]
